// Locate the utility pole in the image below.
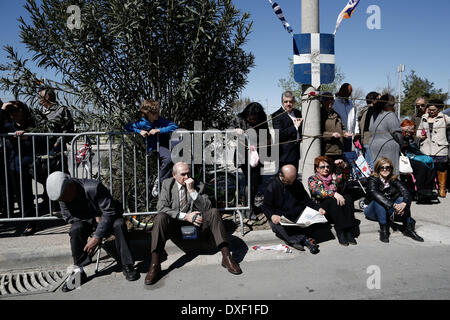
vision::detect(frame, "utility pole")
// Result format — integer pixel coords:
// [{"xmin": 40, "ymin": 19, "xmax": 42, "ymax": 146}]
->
[
  {"xmin": 397, "ymin": 64, "xmax": 405, "ymax": 118},
  {"xmin": 299, "ymin": 0, "xmax": 321, "ymax": 186}
]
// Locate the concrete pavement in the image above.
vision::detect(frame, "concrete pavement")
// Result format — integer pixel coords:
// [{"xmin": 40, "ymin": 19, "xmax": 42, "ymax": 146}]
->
[{"xmin": 1, "ymin": 196, "xmax": 450, "ymax": 298}]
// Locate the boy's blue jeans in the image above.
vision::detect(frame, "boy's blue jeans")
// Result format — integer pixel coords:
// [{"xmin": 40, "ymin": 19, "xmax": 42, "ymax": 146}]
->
[{"xmin": 364, "ymin": 197, "xmax": 413, "ymax": 225}]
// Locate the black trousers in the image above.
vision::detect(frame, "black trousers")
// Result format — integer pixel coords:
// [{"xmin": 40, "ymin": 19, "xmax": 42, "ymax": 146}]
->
[
  {"xmin": 318, "ymin": 195, "xmax": 358, "ymax": 232},
  {"xmin": 69, "ymin": 217, "xmax": 134, "ymax": 267},
  {"xmin": 241, "ymin": 164, "xmax": 262, "ymax": 212}
]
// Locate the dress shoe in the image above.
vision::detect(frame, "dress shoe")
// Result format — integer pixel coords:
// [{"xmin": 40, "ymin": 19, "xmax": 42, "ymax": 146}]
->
[
  {"xmin": 336, "ymin": 231, "xmax": 349, "ymax": 246},
  {"xmin": 221, "ymin": 254, "xmax": 242, "ymax": 275},
  {"xmin": 285, "ymin": 241, "xmax": 305, "ymax": 251},
  {"xmin": 123, "ymin": 264, "xmax": 140, "ymax": 281},
  {"xmin": 302, "ymin": 238, "xmax": 320, "ymax": 254},
  {"xmin": 144, "ymin": 263, "xmax": 161, "ymax": 285},
  {"xmin": 61, "ymin": 270, "xmax": 87, "ymax": 292},
  {"xmin": 345, "ymin": 231, "xmax": 357, "ymax": 245}
]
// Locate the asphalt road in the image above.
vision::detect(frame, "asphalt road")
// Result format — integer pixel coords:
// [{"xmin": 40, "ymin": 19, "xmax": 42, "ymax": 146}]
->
[{"xmin": 4, "ymin": 231, "xmax": 450, "ymax": 301}]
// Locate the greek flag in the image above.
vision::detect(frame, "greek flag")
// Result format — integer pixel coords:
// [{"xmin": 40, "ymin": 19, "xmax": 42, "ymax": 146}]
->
[
  {"xmin": 268, "ymin": 0, "xmax": 293, "ymax": 34},
  {"xmin": 334, "ymin": 0, "xmax": 361, "ymax": 35}
]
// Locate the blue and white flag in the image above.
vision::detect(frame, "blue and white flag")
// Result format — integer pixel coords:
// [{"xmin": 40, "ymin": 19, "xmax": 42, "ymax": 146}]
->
[
  {"xmin": 293, "ymin": 34, "xmax": 335, "ymax": 88},
  {"xmin": 268, "ymin": 0, "xmax": 293, "ymax": 34},
  {"xmin": 334, "ymin": 0, "xmax": 361, "ymax": 35}
]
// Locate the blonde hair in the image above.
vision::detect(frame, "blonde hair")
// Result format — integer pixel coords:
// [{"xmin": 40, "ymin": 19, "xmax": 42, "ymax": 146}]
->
[{"xmin": 373, "ymin": 157, "xmax": 398, "ymax": 181}]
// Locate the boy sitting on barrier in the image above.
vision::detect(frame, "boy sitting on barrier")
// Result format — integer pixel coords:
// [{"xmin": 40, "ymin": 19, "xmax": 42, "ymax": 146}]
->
[{"xmin": 124, "ymin": 99, "xmax": 178, "ymax": 197}]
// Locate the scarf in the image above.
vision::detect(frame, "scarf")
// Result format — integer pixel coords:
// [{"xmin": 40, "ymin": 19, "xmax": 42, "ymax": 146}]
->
[{"xmin": 316, "ymin": 173, "xmax": 337, "ymax": 192}]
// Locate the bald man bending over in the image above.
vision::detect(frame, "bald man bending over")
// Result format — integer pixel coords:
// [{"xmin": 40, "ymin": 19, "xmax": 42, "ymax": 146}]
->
[
  {"xmin": 145, "ymin": 162, "xmax": 242, "ymax": 285},
  {"xmin": 263, "ymin": 165, "xmax": 332, "ymax": 254}
]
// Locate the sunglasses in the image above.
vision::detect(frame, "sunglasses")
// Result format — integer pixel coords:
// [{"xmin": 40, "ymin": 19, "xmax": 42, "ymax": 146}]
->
[
  {"xmin": 416, "ymin": 104, "xmax": 426, "ymax": 108},
  {"xmin": 318, "ymin": 165, "xmax": 330, "ymax": 169},
  {"xmin": 379, "ymin": 166, "xmax": 392, "ymax": 171}
]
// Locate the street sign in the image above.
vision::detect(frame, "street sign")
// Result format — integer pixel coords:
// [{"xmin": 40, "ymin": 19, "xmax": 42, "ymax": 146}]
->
[{"xmin": 293, "ymin": 33, "xmax": 335, "ymax": 88}]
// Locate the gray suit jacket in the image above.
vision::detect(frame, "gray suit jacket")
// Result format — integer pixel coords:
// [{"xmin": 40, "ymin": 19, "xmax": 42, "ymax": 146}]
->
[{"xmin": 157, "ymin": 177, "xmax": 212, "ymax": 219}]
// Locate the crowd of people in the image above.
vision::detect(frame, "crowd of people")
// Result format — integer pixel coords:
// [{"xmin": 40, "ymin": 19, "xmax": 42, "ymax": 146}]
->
[
  {"xmin": 0, "ymin": 88, "xmax": 74, "ymax": 236},
  {"xmin": 1, "ymin": 84, "xmax": 449, "ymax": 290}
]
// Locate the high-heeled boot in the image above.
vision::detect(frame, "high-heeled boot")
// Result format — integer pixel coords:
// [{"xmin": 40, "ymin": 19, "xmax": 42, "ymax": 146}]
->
[
  {"xmin": 379, "ymin": 223, "xmax": 390, "ymax": 243},
  {"xmin": 438, "ymin": 170, "xmax": 447, "ymax": 198}
]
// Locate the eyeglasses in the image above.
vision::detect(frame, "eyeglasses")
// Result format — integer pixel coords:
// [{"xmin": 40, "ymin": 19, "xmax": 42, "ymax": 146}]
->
[
  {"xmin": 319, "ymin": 165, "xmax": 330, "ymax": 169},
  {"xmin": 379, "ymin": 166, "xmax": 392, "ymax": 171},
  {"xmin": 415, "ymin": 104, "xmax": 426, "ymax": 108}
]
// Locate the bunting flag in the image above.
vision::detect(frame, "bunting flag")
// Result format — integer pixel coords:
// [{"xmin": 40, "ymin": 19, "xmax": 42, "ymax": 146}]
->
[
  {"xmin": 333, "ymin": 0, "xmax": 361, "ymax": 35},
  {"xmin": 268, "ymin": 0, "xmax": 293, "ymax": 34}
]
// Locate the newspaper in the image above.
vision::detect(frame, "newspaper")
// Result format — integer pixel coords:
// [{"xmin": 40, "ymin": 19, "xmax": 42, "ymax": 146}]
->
[{"xmin": 280, "ymin": 206, "xmax": 328, "ymax": 228}]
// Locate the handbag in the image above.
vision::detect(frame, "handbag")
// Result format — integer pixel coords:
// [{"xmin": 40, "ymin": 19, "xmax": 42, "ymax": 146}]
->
[
  {"xmin": 181, "ymin": 225, "xmax": 198, "ymax": 240},
  {"xmin": 399, "ymin": 152, "xmax": 413, "ymax": 174},
  {"xmin": 249, "ymin": 145, "xmax": 260, "ymax": 168}
]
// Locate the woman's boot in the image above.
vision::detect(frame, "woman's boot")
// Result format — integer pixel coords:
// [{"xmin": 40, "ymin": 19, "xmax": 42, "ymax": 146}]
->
[
  {"xmin": 402, "ymin": 220, "xmax": 424, "ymax": 242},
  {"xmin": 379, "ymin": 223, "xmax": 390, "ymax": 243},
  {"xmin": 438, "ymin": 170, "xmax": 447, "ymax": 198}
]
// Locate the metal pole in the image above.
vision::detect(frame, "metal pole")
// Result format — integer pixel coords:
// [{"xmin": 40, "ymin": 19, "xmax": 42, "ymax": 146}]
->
[
  {"xmin": 397, "ymin": 64, "xmax": 405, "ymax": 118},
  {"xmin": 300, "ymin": 0, "xmax": 321, "ymax": 187}
]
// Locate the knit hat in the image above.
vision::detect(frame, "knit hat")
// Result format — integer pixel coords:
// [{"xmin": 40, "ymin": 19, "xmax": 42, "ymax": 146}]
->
[{"xmin": 46, "ymin": 171, "xmax": 72, "ymax": 201}]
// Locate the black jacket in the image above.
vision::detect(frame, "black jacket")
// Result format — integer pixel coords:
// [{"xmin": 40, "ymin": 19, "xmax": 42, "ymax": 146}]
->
[
  {"xmin": 271, "ymin": 107, "xmax": 302, "ymax": 164},
  {"xmin": 366, "ymin": 176, "xmax": 411, "ymax": 211},
  {"xmin": 59, "ymin": 179, "xmax": 121, "ymax": 239},
  {"xmin": 263, "ymin": 175, "xmax": 318, "ymax": 222}
]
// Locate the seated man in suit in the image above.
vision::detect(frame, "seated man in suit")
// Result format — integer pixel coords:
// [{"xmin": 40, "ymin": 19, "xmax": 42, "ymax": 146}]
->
[
  {"xmin": 145, "ymin": 162, "xmax": 242, "ymax": 285},
  {"xmin": 46, "ymin": 171, "xmax": 139, "ymax": 292},
  {"xmin": 271, "ymin": 90, "xmax": 303, "ymax": 170},
  {"xmin": 263, "ymin": 165, "xmax": 332, "ymax": 254}
]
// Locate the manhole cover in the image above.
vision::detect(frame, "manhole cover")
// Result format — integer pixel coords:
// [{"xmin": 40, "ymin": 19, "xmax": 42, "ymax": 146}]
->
[{"xmin": 0, "ymin": 270, "xmax": 67, "ymax": 297}]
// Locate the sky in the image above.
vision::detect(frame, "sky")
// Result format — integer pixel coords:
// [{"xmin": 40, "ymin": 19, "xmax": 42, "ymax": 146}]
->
[{"xmin": 1, "ymin": 0, "xmax": 449, "ymax": 115}]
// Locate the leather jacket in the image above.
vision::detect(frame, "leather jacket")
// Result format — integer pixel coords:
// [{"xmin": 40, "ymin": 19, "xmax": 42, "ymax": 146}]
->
[{"xmin": 366, "ymin": 176, "xmax": 411, "ymax": 211}]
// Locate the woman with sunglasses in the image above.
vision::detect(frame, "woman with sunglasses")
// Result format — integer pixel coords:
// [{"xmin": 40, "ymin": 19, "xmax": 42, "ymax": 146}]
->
[
  {"xmin": 308, "ymin": 156, "xmax": 359, "ymax": 246},
  {"xmin": 364, "ymin": 157, "xmax": 423, "ymax": 243}
]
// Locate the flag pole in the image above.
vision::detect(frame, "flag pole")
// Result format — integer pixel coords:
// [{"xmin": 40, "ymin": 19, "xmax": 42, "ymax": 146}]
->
[{"xmin": 299, "ymin": 0, "xmax": 321, "ymax": 186}]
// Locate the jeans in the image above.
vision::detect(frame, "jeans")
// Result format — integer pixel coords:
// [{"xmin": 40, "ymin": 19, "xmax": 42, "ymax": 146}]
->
[{"xmin": 364, "ymin": 197, "xmax": 413, "ymax": 225}]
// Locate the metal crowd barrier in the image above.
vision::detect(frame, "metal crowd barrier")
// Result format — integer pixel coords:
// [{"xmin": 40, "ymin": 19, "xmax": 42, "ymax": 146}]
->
[{"xmin": 0, "ymin": 131, "xmax": 251, "ymax": 234}]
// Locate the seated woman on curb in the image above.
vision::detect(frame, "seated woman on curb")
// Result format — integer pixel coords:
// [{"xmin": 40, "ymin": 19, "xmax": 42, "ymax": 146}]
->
[
  {"xmin": 308, "ymin": 156, "xmax": 359, "ymax": 246},
  {"xmin": 364, "ymin": 157, "xmax": 424, "ymax": 243}
]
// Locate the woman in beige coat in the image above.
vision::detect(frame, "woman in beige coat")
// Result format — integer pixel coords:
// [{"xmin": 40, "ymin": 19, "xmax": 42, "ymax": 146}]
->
[{"xmin": 417, "ymin": 99, "xmax": 450, "ymax": 197}]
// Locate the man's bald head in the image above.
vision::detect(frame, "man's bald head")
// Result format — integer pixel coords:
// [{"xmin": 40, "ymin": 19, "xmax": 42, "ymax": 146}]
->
[{"xmin": 279, "ymin": 165, "xmax": 298, "ymax": 185}]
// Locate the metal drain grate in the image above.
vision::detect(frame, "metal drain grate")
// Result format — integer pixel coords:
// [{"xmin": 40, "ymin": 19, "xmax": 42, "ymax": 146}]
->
[{"xmin": 0, "ymin": 270, "xmax": 66, "ymax": 297}]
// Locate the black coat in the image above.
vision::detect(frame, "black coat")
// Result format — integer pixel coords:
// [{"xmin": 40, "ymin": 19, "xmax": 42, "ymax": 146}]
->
[
  {"xmin": 263, "ymin": 175, "xmax": 318, "ymax": 222},
  {"xmin": 59, "ymin": 179, "xmax": 121, "ymax": 239},
  {"xmin": 271, "ymin": 107, "xmax": 302, "ymax": 165},
  {"xmin": 366, "ymin": 176, "xmax": 411, "ymax": 211}
]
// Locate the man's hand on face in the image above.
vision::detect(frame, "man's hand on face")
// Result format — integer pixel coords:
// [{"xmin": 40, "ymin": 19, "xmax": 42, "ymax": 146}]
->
[{"xmin": 185, "ymin": 178, "xmax": 195, "ymax": 193}]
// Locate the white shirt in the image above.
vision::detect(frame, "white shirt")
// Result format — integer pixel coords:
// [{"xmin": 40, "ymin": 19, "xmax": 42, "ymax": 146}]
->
[
  {"xmin": 333, "ymin": 97, "xmax": 360, "ymax": 135},
  {"xmin": 287, "ymin": 111, "xmax": 301, "ymax": 139},
  {"xmin": 176, "ymin": 181, "xmax": 198, "ymax": 221}
]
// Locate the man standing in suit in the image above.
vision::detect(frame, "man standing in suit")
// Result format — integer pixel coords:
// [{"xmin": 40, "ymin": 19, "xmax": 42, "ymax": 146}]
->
[
  {"xmin": 271, "ymin": 91, "xmax": 303, "ymax": 171},
  {"xmin": 145, "ymin": 162, "xmax": 242, "ymax": 285}
]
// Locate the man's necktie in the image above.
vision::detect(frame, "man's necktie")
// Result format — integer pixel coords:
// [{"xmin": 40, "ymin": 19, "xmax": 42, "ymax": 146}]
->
[{"xmin": 180, "ymin": 185, "xmax": 189, "ymax": 213}]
